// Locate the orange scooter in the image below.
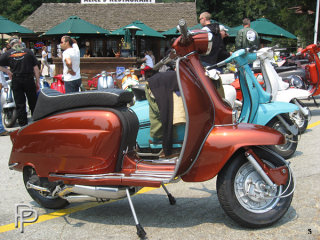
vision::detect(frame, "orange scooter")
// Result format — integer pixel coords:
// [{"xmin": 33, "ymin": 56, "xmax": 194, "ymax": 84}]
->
[{"xmin": 8, "ymin": 20, "xmax": 294, "ymax": 238}]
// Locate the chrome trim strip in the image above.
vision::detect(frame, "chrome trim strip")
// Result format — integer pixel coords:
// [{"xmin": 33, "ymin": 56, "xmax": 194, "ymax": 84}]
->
[
  {"xmin": 173, "ymin": 56, "xmax": 190, "ymax": 180},
  {"xmin": 173, "ymin": 54, "xmax": 216, "ymax": 179},
  {"xmin": 214, "ymin": 123, "xmax": 238, "ymax": 127},
  {"xmin": 135, "ymin": 170, "xmax": 174, "ymax": 174},
  {"xmin": 49, "ymin": 173, "xmax": 124, "ymax": 180},
  {"xmin": 49, "ymin": 173, "xmax": 172, "ymax": 183}
]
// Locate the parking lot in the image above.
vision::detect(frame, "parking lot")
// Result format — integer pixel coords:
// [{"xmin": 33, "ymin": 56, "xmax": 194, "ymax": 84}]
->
[{"xmin": 0, "ymin": 99, "xmax": 319, "ymax": 240}]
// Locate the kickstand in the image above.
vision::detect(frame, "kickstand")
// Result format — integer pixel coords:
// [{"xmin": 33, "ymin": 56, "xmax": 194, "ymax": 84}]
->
[
  {"xmin": 161, "ymin": 183, "xmax": 176, "ymax": 205},
  {"xmin": 126, "ymin": 188, "xmax": 147, "ymax": 239},
  {"xmin": 312, "ymin": 96, "xmax": 319, "ymax": 107}
]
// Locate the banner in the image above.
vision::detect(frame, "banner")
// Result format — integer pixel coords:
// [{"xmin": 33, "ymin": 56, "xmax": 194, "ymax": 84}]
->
[{"xmin": 81, "ymin": 0, "xmax": 155, "ymax": 4}]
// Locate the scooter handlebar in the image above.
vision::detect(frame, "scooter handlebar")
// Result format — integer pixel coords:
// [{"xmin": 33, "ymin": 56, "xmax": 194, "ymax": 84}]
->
[
  {"xmin": 206, "ymin": 61, "xmax": 225, "ymax": 70},
  {"xmin": 178, "ymin": 19, "xmax": 189, "ymax": 41}
]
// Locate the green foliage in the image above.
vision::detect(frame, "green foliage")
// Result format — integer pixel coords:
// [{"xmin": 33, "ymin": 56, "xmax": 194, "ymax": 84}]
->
[
  {"xmin": 0, "ymin": 0, "xmax": 318, "ymax": 47},
  {"xmin": 0, "ymin": 0, "xmax": 79, "ymax": 23},
  {"xmin": 196, "ymin": 0, "xmax": 318, "ymax": 48}
]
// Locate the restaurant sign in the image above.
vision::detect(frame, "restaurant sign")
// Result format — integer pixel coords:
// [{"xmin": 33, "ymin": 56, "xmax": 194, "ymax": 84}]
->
[{"xmin": 81, "ymin": 0, "xmax": 155, "ymax": 3}]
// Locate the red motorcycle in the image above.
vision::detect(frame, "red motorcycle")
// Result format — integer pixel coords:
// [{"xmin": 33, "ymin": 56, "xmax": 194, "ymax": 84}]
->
[
  {"xmin": 50, "ymin": 74, "xmax": 65, "ymax": 94},
  {"xmin": 8, "ymin": 20, "xmax": 294, "ymax": 238},
  {"xmin": 297, "ymin": 44, "xmax": 320, "ymax": 97}
]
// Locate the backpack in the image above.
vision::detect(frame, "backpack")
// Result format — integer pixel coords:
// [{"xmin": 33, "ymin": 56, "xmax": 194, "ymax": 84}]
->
[{"xmin": 207, "ymin": 23, "xmax": 220, "ymax": 35}]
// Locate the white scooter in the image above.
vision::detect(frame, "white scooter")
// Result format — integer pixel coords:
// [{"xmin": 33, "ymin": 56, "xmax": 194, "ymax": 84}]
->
[
  {"xmin": 97, "ymin": 71, "xmax": 115, "ymax": 90},
  {"xmin": 1, "ymin": 75, "xmax": 17, "ymax": 128},
  {"xmin": 256, "ymin": 47, "xmax": 311, "ymax": 133}
]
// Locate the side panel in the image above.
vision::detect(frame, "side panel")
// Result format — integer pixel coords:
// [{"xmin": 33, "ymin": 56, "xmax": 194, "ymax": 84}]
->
[
  {"xmin": 9, "ymin": 110, "xmax": 122, "ymax": 177},
  {"xmin": 181, "ymin": 123, "xmax": 284, "ymax": 182}
]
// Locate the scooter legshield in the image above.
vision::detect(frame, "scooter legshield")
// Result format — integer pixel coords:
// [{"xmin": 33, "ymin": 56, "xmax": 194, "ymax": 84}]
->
[{"xmin": 181, "ymin": 123, "xmax": 285, "ymax": 182}]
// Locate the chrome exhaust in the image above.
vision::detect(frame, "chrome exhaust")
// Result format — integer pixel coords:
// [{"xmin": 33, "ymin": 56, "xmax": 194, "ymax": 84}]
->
[
  {"xmin": 26, "ymin": 182, "xmax": 139, "ymax": 201},
  {"xmin": 58, "ymin": 185, "xmax": 129, "ymax": 200},
  {"xmin": 61, "ymin": 195, "xmax": 109, "ymax": 203}
]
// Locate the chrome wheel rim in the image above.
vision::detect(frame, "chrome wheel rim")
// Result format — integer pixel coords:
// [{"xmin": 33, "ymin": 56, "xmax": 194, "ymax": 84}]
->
[
  {"xmin": 290, "ymin": 111, "xmax": 307, "ymax": 129},
  {"xmin": 234, "ymin": 162, "xmax": 281, "ymax": 213},
  {"xmin": 273, "ymin": 122, "xmax": 295, "ymax": 151}
]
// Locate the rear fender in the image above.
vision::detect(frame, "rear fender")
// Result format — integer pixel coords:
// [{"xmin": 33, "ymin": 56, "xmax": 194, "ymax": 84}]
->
[{"xmin": 181, "ymin": 123, "xmax": 284, "ymax": 182}]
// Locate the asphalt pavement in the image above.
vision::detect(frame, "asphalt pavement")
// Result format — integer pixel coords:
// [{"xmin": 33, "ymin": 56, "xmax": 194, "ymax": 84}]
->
[{"xmin": 0, "ymin": 99, "xmax": 319, "ymax": 240}]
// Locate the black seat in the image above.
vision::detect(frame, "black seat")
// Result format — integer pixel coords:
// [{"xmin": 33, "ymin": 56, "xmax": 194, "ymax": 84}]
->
[
  {"xmin": 33, "ymin": 88, "xmax": 133, "ymax": 121},
  {"xmin": 131, "ymin": 84, "xmax": 147, "ymax": 101}
]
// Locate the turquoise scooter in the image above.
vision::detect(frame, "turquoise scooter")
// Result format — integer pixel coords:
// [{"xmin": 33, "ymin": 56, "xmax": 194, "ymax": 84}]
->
[{"xmin": 212, "ymin": 48, "xmax": 299, "ymax": 159}]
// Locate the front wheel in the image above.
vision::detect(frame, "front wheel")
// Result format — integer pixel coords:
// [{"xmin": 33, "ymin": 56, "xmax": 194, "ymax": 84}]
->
[
  {"xmin": 217, "ymin": 147, "xmax": 294, "ymax": 228},
  {"xmin": 266, "ymin": 116, "xmax": 298, "ymax": 159},
  {"xmin": 23, "ymin": 167, "xmax": 69, "ymax": 209},
  {"xmin": 2, "ymin": 108, "xmax": 17, "ymax": 128}
]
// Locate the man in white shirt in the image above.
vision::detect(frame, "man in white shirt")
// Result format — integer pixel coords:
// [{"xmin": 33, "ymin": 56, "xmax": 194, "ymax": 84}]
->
[{"xmin": 60, "ymin": 36, "xmax": 81, "ymax": 93}]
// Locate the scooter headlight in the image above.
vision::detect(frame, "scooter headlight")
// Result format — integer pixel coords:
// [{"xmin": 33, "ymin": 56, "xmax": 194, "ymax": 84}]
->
[{"xmin": 290, "ymin": 75, "xmax": 305, "ymax": 89}]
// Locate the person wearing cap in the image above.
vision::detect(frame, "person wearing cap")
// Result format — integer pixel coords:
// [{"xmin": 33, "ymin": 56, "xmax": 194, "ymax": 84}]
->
[
  {"xmin": 217, "ymin": 25, "xmax": 232, "ymax": 62},
  {"xmin": 0, "ymin": 36, "xmax": 40, "ymax": 127},
  {"xmin": 235, "ymin": 18, "xmax": 260, "ymax": 50}
]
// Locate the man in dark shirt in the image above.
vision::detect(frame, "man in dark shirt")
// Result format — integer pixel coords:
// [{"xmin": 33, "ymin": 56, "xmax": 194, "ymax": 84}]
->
[
  {"xmin": 0, "ymin": 36, "xmax": 40, "ymax": 127},
  {"xmin": 199, "ymin": 12, "xmax": 222, "ymax": 67}
]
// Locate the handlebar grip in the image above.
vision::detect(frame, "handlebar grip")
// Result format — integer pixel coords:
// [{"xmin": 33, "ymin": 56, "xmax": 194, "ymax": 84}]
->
[
  {"xmin": 178, "ymin": 19, "xmax": 188, "ymax": 40},
  {"xmin": 206, "ymin": 64, "xmax": 218, "ymax": 70}
]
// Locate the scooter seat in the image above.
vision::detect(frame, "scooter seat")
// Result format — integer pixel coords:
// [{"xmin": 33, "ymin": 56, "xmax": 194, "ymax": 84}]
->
[
  {"xmin": 33, "ymin": 88, "xmax": 134, "ymax": 121},
  {"xmin": 131, "ymin": 84, "xmax": 147, "ymax": 101}
]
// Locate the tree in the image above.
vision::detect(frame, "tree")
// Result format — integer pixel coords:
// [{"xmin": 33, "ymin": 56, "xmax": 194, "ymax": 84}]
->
[
  {"xmin": 196, "ymin": 0, "xmax": 318, "ymax": 48},
  {"xmin": 0, "ymin": 0, "xmax": 79, "ymax": 24}
]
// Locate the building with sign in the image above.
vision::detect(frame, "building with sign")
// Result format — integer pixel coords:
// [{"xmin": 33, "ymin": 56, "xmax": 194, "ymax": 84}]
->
[
  {"xmin": 21, "ymin": 2, "xmax": 197, "ymax": 58},
  {"xmin": 20, "ymin": 2, "xmax": 197, "ymax": 82}
]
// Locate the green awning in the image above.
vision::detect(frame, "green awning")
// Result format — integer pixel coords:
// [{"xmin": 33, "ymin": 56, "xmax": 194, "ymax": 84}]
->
[
  {"xmin": 0, "ymin": 15, "xmax": 34, "ymax": 34},
  {"xmin": 111, "ymin": 20, "xmax": 164, "ymax": 38},
  {"xmin": 43, "ymin": 16, "xmax": 110, "ymax": 35},
  {"xmin": 162, "ymin": 27, "xmax": 180, "ymax": 36},
  {"xmin": 230, "ymin": 18, "xmax": 296, "ymax": 39}
]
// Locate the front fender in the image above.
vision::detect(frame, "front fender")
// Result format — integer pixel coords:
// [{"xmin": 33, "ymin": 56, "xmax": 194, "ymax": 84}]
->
[
  {"xmin": 252, "ymin": 102, "xmax": 299, "ymax": 126},
  {"xmin": 181, "ymin": 123, "xmax": 284, "ymax": 182}
]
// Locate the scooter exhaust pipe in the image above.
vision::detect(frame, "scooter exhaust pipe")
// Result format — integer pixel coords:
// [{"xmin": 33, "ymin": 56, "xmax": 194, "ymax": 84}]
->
[
  {"xmin": 58, "ymin": 185, "xmax": 129, "ymax": 200},
  {"xmin": 26, "ymin": 182, "xmax": 131, "ymax": 201},
  {"xmin": 61, "ymin": 195, "xmax": 109, "ymax": 203},
  {"xmin": 276, "ymin": 114, "xmax": 299, "ymax": 136},
  {"xmin": 292, "ymin": 99, "xmax": 310, "ymax": 117}
]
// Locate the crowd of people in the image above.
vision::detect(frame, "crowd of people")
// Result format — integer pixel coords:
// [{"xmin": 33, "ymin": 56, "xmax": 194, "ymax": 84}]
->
[{"xmin": 0, "ymin": 35, "xmax": 81, "ymax": 136}]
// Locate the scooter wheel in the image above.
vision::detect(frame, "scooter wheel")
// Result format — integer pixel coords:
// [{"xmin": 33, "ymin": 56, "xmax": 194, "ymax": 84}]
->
[
  {"xmin": 2, "ymin": 108, "xmax": 17, "ymax": 128},
  {"xmin": 216, "ymin": 146, "xmax": 293, "ymax": 228},
  {"xmin": 266, "ymin": 116, "xmax": 298, "ymax": 159},
  {"xmin": 23, "ymin": 167, "xmax": 69, "ymax": 209}
]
